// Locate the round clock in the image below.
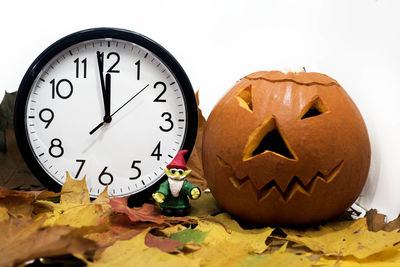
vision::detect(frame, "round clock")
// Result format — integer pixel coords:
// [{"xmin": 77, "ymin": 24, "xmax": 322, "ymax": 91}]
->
[{"xmin": 14, "ymin": 28, "xmax": 197, "ymax": 198}]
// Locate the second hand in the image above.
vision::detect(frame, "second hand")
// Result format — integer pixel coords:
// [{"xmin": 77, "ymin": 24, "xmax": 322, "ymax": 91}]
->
[{"xmin": 89, "ymin": 84, "xmax": 150, "ymax": 135}]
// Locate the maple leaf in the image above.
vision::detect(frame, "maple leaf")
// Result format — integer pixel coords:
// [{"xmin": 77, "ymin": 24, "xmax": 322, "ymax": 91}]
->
[
  {"xmin": 145, "ymin": 233, "xmax": 185, "ymax": 253},
  {"xmin": 186, "ymin": 91, "xmax": 207, "ymax": 190},
  {"xmin": 0, "ymin": 92, "xmax": 44, "ymax": 190},
  {"xmin": 34, "ymin": 173, "xmax": 112, "ymax": 227},
  {"xmin": 86, "ymin": 229, "xmax": 200, "ymax": 267},
  {"xmin": 0, "ymin": 217, "xmax": 98, "ymax": 267},
  {"xmin": 195, "ymin": 213, "xmax": 273, "ymax": 253},
  {"xmin": 366, "ymin": 209, "xmax": 400, "ymax": 232},
  {"xmin": 281, "ymin": 218, "xmax": 400, "ymax": 259},
  {"xmin": 109, "ymin": 196, "xmax": 196, "ymax": 224}
]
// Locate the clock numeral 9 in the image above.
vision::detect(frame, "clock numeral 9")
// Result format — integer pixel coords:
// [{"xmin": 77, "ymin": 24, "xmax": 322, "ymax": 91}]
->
[
  {"xmin": 74, "ymin": 57, "xmax": 87, "ymax": 78},
  {"xmin": 98, "ymin": 167, "xmax": 114, "ymax": 186},
  {"xmin": 159, "ymin": 112, "xmax": 174, "ymax": 132},
  {"xmin": 151, "ymin": 141, "xmax": 162, "ymax": 161},
  {"xmin": 49, "ymin": 138, "xmax": 64, "ymax": 158},
  {"xmin": 153, "ymin": 82, "xmax": 166, "ymax": 102},
  {"xmin": 130, "ymin": 160, "xmax": 142, "ymax": 180},
  {"xmin": 39, "ymin": 108, "xmax": 54, "ymax": 128},
  {"xmin": 50, "ymin": 79, "xmax": 73, "ymax": 99}
]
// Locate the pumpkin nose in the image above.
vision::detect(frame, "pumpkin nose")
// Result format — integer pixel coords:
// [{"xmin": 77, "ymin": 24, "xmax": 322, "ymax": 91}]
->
[{"xmin": 243, "ymin": 116, "xmax": 296, "ymax": 161}]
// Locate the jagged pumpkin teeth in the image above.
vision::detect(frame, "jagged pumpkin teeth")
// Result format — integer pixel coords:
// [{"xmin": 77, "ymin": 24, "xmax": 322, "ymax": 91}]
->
[{"xmin": 203, "ymin": 71, "xmax": 371, "ymax": 225}]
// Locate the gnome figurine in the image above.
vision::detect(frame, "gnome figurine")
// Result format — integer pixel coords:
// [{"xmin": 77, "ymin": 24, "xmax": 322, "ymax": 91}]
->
[{"xmin": 152, "ymin": 150, "xmax": 201, "ymax": 216}]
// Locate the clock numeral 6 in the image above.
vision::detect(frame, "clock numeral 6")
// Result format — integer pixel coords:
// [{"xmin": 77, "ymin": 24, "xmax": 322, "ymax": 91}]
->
[
  {"xmin": 151, "ymin": 141, "xmax": 162, "ymax": 161},
  {"xmin": 159, "ymin": 112, "xmax": 174, "ymax": 132},
  {"xmin": 98, "ymin": 167, "xmax": 114, "ymax": 186},
  {"xmin": 153, "ymin": 82, "xmax": 167, "ymax": 102},
  {"xmin": 49, "ymin": 138, "xmax": 64, "ymax": 158},
  {"xmin": 39, "ymin": 108, "xmax": 54, "ymax": 128},
  {"xmin": 50, "ymin": 79, "xmax": 73, "ymax": 99},
  {"xmin": 129, "ymin": 160, "xmax": 142, "ymax": 180}
]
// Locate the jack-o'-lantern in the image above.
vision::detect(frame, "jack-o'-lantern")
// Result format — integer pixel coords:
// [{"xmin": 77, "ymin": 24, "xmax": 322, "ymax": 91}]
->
[{"xmin": 202, "ymin": 71, "xmax": 371, "ymax": 225}]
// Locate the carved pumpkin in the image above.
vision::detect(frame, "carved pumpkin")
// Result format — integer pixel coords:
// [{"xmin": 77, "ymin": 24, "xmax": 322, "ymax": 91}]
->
[{"xmin": 203, "ymin": 71, "xmax": 371, "ymax": 225}]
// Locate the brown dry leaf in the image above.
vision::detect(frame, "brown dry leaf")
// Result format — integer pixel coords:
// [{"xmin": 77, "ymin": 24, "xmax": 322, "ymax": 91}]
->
[
  {"xmin": 34, "ymin": 173, "xmax": 112, "ymax": 227},
  {"xmin": 193, "ymin": 213, "xmax": 273, "ymax": 253},
  {"xmin": 145, "ymin": 233, "xmax": 184, "ymax": 253},
  {"xmin": 88, "ymin": 229, "xmax": 200, "ymax": 267},
  {"xmin": 366, "ymin": 209, "xmax": 400, "ymax": 232},
  {"xmin": 281, "ymin": 218, "xmax": 400, "ymax": 259},
  {"xmin": 236, "ymin": 242, "xmax": 313, "ymax": 267},
  {"xmin": 109, "ymin": 196, "xmax": 196, "ymax": 225},
  {"xmin": 0, "ymin": 92, "xmax": 44, "ymax": 190},
  {"xmin": 186, "ymin": 91, "xmax": 207, "ymax": 190},
  {"xmin": 0, "ymin": 217, "xmax": 98, "ymax": 267}
]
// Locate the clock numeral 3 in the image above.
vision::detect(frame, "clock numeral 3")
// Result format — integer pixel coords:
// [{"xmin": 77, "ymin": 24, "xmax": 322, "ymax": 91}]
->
[
  {"xmin": 151, "ymin": 141, "xmax": 162, "ymax": 161},
  {"xmin": 159, "ymin": 112, "xmax": 174, "ymax": 132},
  {"xmin": 50, "ymin": 79, "xmax": 73, "ymax": 99},
  {"xmin": 49, "ymin": 138, "xmax": 64, "ymax": 158},
  {"xmin": 130, "ymin": 160, "xmax": 142, "ymax": 180},
  {"xmin": 153, "ymin": 82, "xmax": 167, "ymax": 102},
  {"xmin": 98, "ymin": 167, "xmax": 114, "ymax": 186},
  {"xmin": 74, "ymin": 57, "xmax": 87, "ymax": 78},
  {"xmin": 39, "ymin": 108, "xmax": 54, "ymax": 128},
  {"xmin": 75, "ymin": 159, "xmax": 86, "ymax": 179}
]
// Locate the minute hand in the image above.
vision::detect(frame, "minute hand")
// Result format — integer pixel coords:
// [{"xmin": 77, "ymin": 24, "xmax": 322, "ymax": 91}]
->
[{"xmin": 89, "ymin": 84, "xmax": 150, "ymax": 135}]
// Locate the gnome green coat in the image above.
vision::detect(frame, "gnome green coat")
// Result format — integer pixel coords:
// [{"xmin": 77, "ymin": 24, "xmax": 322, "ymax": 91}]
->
[{"xmin": 156, "ymin": 179, "xmax": 199, "ymax": 209}]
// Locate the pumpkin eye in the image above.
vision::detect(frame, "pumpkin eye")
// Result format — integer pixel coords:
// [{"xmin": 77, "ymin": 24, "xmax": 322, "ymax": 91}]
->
[
  {"xmin": 243, "ymin": 116, "xmax": 296, "ymax": 160},
  {"xmin": 299, "ymin": 96, "xmax": 328, "ymax": 120},
  {"xmin": 236, "ymin": 85, "xmax": 253, "ymax": 112}
]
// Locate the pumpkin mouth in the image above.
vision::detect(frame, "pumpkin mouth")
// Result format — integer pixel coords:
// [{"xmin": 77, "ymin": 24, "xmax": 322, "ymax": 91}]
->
[{"xmin": 217, "ymin": 156, "xmax": 344, "ymax": 202}]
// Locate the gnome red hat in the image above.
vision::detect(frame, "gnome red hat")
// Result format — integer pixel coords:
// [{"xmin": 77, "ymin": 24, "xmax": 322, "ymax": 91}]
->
[{"xmin": 167, "ymin": 150, "xmax": 188, "ymax": 170}]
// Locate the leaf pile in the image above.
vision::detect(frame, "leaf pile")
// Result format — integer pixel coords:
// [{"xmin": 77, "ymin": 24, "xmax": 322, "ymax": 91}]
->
[{"xmin": 2, "ymin": 92, "xmax": 400, "ymax": 266}]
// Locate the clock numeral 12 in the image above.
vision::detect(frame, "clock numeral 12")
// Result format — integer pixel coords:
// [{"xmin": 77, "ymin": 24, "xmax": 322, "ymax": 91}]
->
[
  {"xmin": 135, "ymin": 60, "xmax": 140, "ymax": 80},
  {"xmin": 151, "ymin": 141, "xmax": 162, "ymax": 161},
  {"xmin": 74, "ymin": 57, "xmax": 87, "ymax": 78},
  {"xmin": 130, "ymin": 160, "xmax": 142, "ymax": 180}
]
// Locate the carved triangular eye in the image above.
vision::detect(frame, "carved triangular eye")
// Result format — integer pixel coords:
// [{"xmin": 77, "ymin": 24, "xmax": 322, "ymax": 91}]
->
[
  {"xmin": 299, "ymin": 96, "xmax": 328, "ymax": 120},
  {"xmin": 236, "ymin": 85, "xmax": 253, "ymax": 112},
  {"xmin": 243, "ymin": 116, "xmax": 297, "ymax": 160}
]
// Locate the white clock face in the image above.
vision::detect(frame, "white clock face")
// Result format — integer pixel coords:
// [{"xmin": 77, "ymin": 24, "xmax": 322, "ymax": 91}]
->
[{"xmin": 24, "ymin": 38, "xmax": 189, "ymax": 197}]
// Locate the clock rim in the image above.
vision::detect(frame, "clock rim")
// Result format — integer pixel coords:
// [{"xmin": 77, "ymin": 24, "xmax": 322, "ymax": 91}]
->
[{"xmin": 14, "ymin": 27, "xmax": 198, "ymax": 197}]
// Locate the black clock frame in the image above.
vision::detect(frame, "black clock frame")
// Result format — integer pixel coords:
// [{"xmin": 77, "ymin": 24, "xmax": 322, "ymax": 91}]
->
[{"xmin": 14, "ymin": 27, "xmax": 198, "ymax": 202}]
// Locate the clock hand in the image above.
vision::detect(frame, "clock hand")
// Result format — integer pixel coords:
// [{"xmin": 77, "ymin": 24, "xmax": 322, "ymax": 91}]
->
[
  {"xmin": 89, "ymin": 84, "xmax": 150, "ymax": 135},
  {"xmin": 96, "ymin": 51, "xmax": 111, "ymax": 123},
  {"xmin": 104, "ymin": 73, "xmax": 111, "ymax": 122}
]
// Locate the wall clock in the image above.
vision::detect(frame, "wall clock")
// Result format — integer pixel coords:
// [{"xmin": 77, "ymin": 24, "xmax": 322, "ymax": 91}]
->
[{"xmin": 14, "ymin": 28, "xmax": 197, "ymax": 199}]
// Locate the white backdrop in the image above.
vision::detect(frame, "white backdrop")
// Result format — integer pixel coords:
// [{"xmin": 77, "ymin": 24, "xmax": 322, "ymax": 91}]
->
[{"xmin": 1, "ymin": 0, "xmax": 399, "ymax": 219}]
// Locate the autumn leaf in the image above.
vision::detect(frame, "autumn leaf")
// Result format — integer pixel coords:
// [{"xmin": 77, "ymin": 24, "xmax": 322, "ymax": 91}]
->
[
  {"xmin": 189, "ymin": 191, "xmax": 221, "ymax": 217},
  {"xmin": 281, "ymin": 218, "xmax": 400, "ymax": 259},
  {"xmin": 366, "ymin": 209, "xmax": 400, "ymax": 232},
  {"xmin": 186, "ymin": 91, "xmax": 207, "ymax": 190},
  {"xmin": 34, "ymin": 173, "xmax": 112, "ymax": 227},
  {"xmin": 0, "ymin": 92, "xmax": 44, "ymax": 190},
  {"xmin": 145, "ymin": 233, "xmax": 185, "ymax": 253},
  {"xmin": 109, "ymin": 196, "xmax": 196, "ymax": 224},
  {"xmin": 87, "ymin": 229, "xmax": 200, "ymax": 267},
  {"xmin": 169, "ymin": 228, "xmax": 209, "ymax": 244},
  {"xmin": 195, "ymin": 213, "xmax": 273, "ymax": 253},
  {"xmin": 0, "ymin": 217, "xmax": 98, "ymax": 267},
  {"xmin": 237, "ymin": 242, "xmax": 312, "ymax": 267}
]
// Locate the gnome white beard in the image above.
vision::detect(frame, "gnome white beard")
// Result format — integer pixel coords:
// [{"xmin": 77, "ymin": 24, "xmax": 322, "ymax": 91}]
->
[{"xmin": 169, "ymin": 177, "xmax": 184, "ymax": 197}]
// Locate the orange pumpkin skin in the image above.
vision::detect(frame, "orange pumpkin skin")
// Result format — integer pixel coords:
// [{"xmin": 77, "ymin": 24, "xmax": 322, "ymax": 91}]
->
[{"xmin": 203, "ymin": 71, "xmax": 371, "ymax": 225}]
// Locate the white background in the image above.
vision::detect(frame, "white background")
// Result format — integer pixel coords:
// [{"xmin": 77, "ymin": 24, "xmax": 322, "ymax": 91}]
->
[{"xmin": 1, "ymin": 0, "xmax": 399, "ymax": 219}]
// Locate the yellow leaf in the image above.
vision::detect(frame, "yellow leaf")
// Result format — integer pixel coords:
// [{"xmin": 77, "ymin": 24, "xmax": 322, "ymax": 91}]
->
[
  {"xmin": 0, "ymin": 206, "xmax": 9, "ymax": 221},
  {"xmin": 236, "ymin": 243, "xmax": 312, "ymax": 267},
  {"xmin": 189, "ymin": 191, "xmax": 221, "ymax": 218},
  {"xmin": 33, "ymin": 173, "xmax": 112, "ymax": 227},
  {"xmin": 282, "ymin": 218, "xmax": 400, "ymax": 259},
  {"xmin": 190, "ymin": 240, "xmax": 252, "ymax": 266},
  {"xmin": 195, "ymin": 213, "xmax": 273, "ymax": 253},
  {"xmin": 89, "ymin": 229, "xmax": 200, "ymax": 267}
]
